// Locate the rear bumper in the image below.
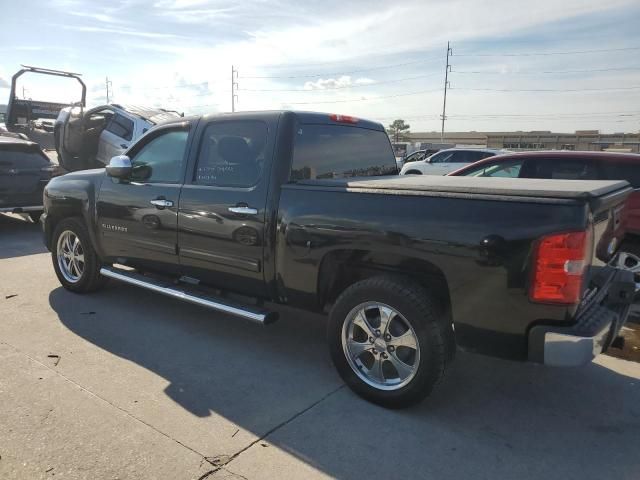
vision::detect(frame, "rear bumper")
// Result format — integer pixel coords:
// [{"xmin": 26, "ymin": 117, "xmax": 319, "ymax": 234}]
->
[{"xmin": 528, "ymin": 266, "xmax": 636, "ymax": 366}]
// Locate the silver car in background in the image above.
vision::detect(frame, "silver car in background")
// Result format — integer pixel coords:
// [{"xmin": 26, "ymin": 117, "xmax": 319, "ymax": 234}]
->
[{"xmin": 400, "ymin": 148, "xmax": 506, "ymax": 176}]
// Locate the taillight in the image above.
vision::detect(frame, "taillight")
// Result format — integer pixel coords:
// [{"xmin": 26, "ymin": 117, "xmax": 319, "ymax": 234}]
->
[
  {"xmin": 530, "ymin": 230, "xmax": 592, "ymax": 304},
  {"xmin": 329, "ymin": 114, "xmax": 359, "ymax": 124}
]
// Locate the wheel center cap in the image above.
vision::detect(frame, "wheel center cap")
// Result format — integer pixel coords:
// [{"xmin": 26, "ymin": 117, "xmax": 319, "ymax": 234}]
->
[{"xmin": 374, "ymin": 338, "xmax": 387, "ymax": 352}]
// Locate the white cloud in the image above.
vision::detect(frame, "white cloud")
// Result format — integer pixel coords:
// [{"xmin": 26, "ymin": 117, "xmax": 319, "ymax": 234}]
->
[
  {"xmin": 52, "ymin": 24, "xmax": 184, "ymax": 39},
  {"xmin": 303, "ymin": 76, "xmax": 374, "ymax": 90}
]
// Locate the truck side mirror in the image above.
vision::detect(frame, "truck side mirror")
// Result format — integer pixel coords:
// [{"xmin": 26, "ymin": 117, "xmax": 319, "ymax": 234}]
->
[{"xmin": 106, "ymin": 155, "xmax": 132, "ymax": 178}]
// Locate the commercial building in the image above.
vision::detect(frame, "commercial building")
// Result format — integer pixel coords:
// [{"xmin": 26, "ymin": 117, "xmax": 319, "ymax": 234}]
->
[{"xmin": 406, "ymin": 130, "xmax": 640, "ymax": 153}]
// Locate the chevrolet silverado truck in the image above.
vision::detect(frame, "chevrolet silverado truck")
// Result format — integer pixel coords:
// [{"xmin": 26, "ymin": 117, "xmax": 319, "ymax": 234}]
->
[{"xmin": 41, "ymin": 111, "xmax": 639, "ymax": 408}]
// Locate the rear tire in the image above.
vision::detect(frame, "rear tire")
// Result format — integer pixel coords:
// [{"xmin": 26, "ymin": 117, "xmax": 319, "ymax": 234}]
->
[
  {"xmin": 51, "ymin": 218, "xmax": 106, "ymax": 293},
  {"xmin": 328, "ymin": 275, "xmax": 450, "ymax": 408}
]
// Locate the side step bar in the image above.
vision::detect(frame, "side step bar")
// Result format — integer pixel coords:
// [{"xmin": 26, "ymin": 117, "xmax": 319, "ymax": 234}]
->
[{"xmin": 100, "ymin": 266, "xmax": 278, "ymax": 325}]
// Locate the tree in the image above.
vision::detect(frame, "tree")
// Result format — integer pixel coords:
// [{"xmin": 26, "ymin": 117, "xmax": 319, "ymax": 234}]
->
[{"xmin": 386, "ymin": 119, "xmax": 411, "ymax": 143}]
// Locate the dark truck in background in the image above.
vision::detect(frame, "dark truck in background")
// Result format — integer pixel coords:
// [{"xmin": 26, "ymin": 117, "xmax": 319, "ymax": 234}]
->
[{"xmin": 41, "ymin": 111, "xmax": 638, "ymax": 408}]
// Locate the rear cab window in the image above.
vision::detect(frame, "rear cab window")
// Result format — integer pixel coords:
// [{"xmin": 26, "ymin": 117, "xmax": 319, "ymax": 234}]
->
[{"xmin": 290, "ymin": 124, "xmax": 397, "ymax": 181}]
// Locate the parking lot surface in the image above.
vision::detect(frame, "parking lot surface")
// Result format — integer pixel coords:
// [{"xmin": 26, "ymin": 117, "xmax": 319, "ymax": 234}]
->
[{"xmin": 1, "ymin": 213, "xmax": 639, "ymax": 480}]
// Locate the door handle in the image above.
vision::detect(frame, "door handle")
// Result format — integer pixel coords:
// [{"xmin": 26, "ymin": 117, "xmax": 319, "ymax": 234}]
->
[
  {"xmin": 120, "ymin": 143, "xmax": 128, "ymax": 149},
  {"xmin": 228, "ymin": 206, "xmax": 258, "ymax": 215},
  {"xmin": 150, "ymin": 199, "xmax": 174, "ymax": 209}
]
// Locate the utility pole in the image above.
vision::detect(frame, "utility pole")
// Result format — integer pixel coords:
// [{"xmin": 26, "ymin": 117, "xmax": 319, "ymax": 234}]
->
[
  {"xmin": 231, "ymin": 65, "xmax": 238, "ymax": 112},
  {"xmin": 440, "ymin": 41, "xmax": 452, "ymax": 143},
  {"xmin": 105, "ymin": 76, "xmax": 113, "ymax": 103}
]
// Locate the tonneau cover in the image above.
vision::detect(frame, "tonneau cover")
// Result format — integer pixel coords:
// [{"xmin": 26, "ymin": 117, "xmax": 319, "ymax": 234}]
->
[{"xmin": 297, "ymin": 175, "xmax": 631, "ymax": 200}]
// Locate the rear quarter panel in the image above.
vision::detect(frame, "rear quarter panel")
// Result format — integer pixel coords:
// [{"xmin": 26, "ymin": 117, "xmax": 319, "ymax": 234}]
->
[{"xmin": 276, "ymin": 186, "xmax": 588, "ymax": 359}]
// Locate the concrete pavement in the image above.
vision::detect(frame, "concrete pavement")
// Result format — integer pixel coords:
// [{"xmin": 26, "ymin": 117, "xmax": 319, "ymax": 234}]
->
[{"xmin": 1, "ymin": 213, "xmax": 639, "ymax": 480}]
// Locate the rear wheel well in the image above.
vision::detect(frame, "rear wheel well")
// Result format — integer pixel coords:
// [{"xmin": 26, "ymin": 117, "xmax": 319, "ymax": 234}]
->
[{"xmin": 318, "ymin": 250, "xmax": 451, "ymax": 312}]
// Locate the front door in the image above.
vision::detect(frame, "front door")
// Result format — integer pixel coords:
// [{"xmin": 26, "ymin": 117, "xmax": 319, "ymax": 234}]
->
[
  {"xmin": 178, "ymin": 118, "xmax": 274, "ymax": 296},
  {"xmin": 97, "ymin": 124, "xmax": 191, "ymax": 272}
]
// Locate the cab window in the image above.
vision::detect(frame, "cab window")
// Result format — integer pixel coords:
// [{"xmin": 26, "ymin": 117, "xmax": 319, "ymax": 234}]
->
[
  {"xmin": 106, "ymin": 113, "xmax": 134, "ymax": 141},
  {"xmin": 430, "ymin": 151, "xmax": 454, "ymax": 163},
  {"xmin": 194, "ymin": 120, "xmax": 268, "ymax": 188},
  {"xmin": 129, "ymin": 129, "xmax": 189, "ymax": 183},
  {"xmin": 291, "ymin": 124, "xmax": 397, "ymax": 180},
  {"xmin": 404, "ymin": 151, "xmax": 425, "ymax": 163}
]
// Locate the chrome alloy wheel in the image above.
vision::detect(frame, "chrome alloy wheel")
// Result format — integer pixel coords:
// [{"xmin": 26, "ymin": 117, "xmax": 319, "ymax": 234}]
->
[
  {"xmin": 341, "ymin": 302, "xmax": 420, "ymax": 391},
  {"xmin": 56, "ymin": 230, "xmax": 85, "ymax": 283}
]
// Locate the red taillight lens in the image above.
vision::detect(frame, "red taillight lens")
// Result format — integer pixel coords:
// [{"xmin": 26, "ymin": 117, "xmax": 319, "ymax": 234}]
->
[
  {"xmin": 329, "ymin": 114, "xmax": 359, "ymax": 124},
  {"xmin": 530, "ymin": 230, "xmax": 591, "ymax": 304}
]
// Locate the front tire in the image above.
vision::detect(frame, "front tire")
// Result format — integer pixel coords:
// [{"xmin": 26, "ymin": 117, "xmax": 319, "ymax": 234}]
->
[
  {"xmin": 328, "ymin": 276, "xmax": 450, "ymax": 408},
  {"xmin": 51, "ymin": 218, "xmax": 106, "ymax": 293}
]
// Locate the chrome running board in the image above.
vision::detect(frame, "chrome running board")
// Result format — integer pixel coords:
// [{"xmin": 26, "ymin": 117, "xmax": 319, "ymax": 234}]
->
[{"xmin": 100, "ymin": 266, "xmax": 277, "ymax": 325}]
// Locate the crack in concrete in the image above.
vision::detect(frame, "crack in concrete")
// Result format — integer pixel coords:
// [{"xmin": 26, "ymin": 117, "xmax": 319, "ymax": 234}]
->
[
  {"xmin": 204, "ymin": 384, "xmax": 347, "ymax": 478},
  {"xmin": 2, "ymin": 340, "xmax": 345, "ymax": 480}
]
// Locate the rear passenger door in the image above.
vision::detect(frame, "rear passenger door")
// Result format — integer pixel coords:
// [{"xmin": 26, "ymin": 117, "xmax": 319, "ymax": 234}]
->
[{"xmin": 177, "ymin": 117, "xmax": 276, "ymax": 296}]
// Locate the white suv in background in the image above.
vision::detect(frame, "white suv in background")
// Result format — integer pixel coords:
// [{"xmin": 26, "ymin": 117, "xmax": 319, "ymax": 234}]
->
[
  {"xmin": 400, "ymin": 148, "xmax": 506, "ymax": 176},
  {"xmin": 55, "ymin": 104, "xmax": 181, "ymax": 171}
]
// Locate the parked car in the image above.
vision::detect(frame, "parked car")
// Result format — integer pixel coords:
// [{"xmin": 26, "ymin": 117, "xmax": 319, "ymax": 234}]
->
[
  {"xmin": 400, "ymin": 148, "xmax": 505, "ymax": 176},
  {"xmin": 54, "ymin": 104, "xmax": 181, "ymax": 171},
  {"xmin": 448, "ymin": 151, "xmax": 640, "ymax": 239},
  {"xmin": 0, "ymin": 136, "xmax": 61, "ymax": 222},
  {"xmin": 41, "ymin": 111, "xmax": 637, "ymax": 408}
]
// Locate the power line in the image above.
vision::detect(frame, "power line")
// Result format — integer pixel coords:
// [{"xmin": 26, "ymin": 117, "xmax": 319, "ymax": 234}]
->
[
  {"xmin": 376, "ymin": 110, "xmax": 640, "ymax": 120},
  {"xmin": 453, "ymin": 46, "xmax": 640, "ymax": 57},
  {"xmin": 247, "ymin": 50, "xmax": 441, "ymax": 70},
  {"xmin": 240, "ymin": 58, "xmax": 441, "ymax": 79},
  {"xmin": 238, "ymin": 72, "xmax": 441, "ymax": 92},
  {"xmin": 452, "ymin": 66, "xmax": 640, "ymax": 75},
  {"xmin": 284, "ymin": 87, "xmax": 443, "ymax": 105},
  {"xmin": 451, "ymin": 85, "xmax": 640, "ymax": 92}
]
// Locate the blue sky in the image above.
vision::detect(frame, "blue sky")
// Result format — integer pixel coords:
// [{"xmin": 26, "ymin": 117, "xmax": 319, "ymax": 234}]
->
[{"xmin": 1, "ymin": 0, "xmax": 639, "ymax": 133}]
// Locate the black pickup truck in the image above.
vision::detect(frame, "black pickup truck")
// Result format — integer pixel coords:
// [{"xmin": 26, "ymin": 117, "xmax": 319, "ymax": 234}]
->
[{"xmin": 41, "ymin": 111, "xmax": 638, "ymax": 408}]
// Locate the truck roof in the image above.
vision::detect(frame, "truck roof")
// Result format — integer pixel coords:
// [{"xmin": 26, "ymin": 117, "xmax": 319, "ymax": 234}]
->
[
  {"xmin": 296, "ymin": 175, "xmax": 630, "ymax": 200},
  {"xmin": 160, "ymin": 110, "xmax": 385, "ymax": 131}
]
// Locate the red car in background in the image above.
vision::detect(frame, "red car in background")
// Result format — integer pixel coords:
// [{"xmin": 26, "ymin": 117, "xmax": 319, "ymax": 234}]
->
[{"xmin": 448, "ymin": 151, "xmax": 640, "ymax": 239}]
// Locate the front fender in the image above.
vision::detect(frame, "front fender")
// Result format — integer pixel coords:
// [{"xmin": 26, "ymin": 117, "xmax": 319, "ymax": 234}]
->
[{"xmin": 43, "ymin": 169, "xmax": 105, "ymax": 256}]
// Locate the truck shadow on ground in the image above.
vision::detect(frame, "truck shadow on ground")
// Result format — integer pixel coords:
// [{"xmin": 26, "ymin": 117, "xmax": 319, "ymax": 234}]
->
[
  {"xmin": 0, "ymin": 214, "xmax": 48, "ymax": 259},
  {"xmin": 49, "ymin": 284, "xmax": 640, "ymax": 480}
]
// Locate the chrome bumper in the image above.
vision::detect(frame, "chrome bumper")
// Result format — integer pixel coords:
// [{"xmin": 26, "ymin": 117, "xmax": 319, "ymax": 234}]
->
[{"xmin": 529, "ymin": 259, "xmax": 637, "ymax": 367}]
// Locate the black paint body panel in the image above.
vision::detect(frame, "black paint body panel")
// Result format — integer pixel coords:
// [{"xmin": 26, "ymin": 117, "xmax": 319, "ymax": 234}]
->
[{"xmin": 42, "ymin": 111, "xmax": 632, "ymax": 361}]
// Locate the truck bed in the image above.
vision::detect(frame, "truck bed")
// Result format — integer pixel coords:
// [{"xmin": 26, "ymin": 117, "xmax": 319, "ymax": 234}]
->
[{"xmin": 295, "ymin": 175, "xmax": 631, "ymax": 201}]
